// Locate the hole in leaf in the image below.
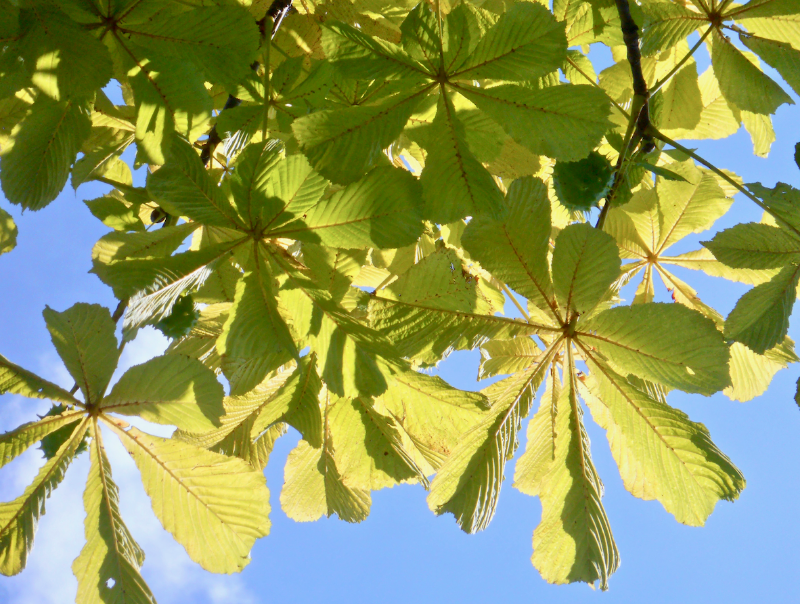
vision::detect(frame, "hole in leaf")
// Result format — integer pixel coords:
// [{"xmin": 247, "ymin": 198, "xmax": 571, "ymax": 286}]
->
[
  {"xmin": 106, "ymin": 578, "xmax": 116, "ymax": 589},
  {"xmin": 686, "ymin": 367, "xmax": 696, "ymax": 375}
]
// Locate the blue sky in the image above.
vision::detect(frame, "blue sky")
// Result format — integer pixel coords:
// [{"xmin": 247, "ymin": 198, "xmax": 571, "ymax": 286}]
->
[{"xmin": 2, "ymin": 55, "xmax": 800, "ymax": 604}]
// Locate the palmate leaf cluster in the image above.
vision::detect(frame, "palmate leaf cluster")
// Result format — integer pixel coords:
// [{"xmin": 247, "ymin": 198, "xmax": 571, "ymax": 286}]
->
[{"xmin": 0, "ymin": 0, "xmax": 799, "ymax": 599}]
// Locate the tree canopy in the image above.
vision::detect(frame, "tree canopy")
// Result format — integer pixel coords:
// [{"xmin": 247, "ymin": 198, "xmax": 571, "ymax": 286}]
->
[{"xmin": 1, "ymin": 0, "xmax": 799, "ymax": 599}]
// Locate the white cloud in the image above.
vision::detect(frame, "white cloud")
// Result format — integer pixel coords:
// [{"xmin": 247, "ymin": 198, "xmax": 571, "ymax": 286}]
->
[{"xmin": 1, "ymin": 328, "xmax": 257, "ymax": 604}]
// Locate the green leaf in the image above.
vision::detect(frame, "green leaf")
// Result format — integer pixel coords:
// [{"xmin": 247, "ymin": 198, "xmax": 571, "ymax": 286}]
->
[
  {"xmin": 663, "ymin": 247, "xmax": 778, "ymax": 286},
  {"xmin": 0, "ymin": 408, "xmax": 84, "ymax": 469},
  {"xmin": 368, "ymin": 248, "xmax": 540, "ymax": 364},
  {"xmin": 122, "ymin": 5, "xmax": 260, "ymax": 91},
  {"xmin": 0, "ymin": 2, "xmax": 25, "ymax": 100},
  {"xmin": 453, "ymin": 2, "xmax": 567, "ymax": 82},
  {"xmin": 579, "ymin": 303, "xmax": 731, "ymax": 395},
  {"xmin": 442, "ymin": 3, "xmax": 487, "ymax": 74},
  {"xmin": 248, "ymin": 357, "xmax": 324, "ymax": 448},
  {"xmin": 428, "ymin": 342, "xmax": 559, "ymax": 533},
  {"xmin": 293, "ymin": 86, "xmax": 430, "ymax": 184},
  {"xmin": 123, "ymin": 51, "xmax": 212, "ymax": 166},
  {"xmin": 748, "ymin": 182, "xmax": 800, "ymax": 234},
  {"xmin": 635, "ymin": 161, "xmax": 689, "ymax": 182},
  {"xmin": 84, "ymin": 195, "xmax": 145, "ymax": 232},
  {"xmin": 454, "ymin": 82, "xmax": 612, "ymax": 161},
  {"xmin": 552, "ymin": 151, "xmax": 613, "ymax": 211},
  {"xmin": 99, "ymin": 241, "xmax": 239, "ymax": 332},
  {"xmin": 217, "ymin": 247, "xmax": 298, "ymax": 390},
  {"xmin": 640, "ymin": 3, "xmax": 705, "ymax": 56},
  {"xmin": 301, "ymin": 244, "xmax": 367, "ymax": 305},
  {"xmin": 733, "ymin": 0, "xmax": 800, "ymax": 47},
  {"xmin": 741, "ymin": 34, "xmax": 800, "ymax": 97},
  {"xmin": 71, "ymin": 129, "xmax": 134, "ymax": 191},
  {"xmin": 281, "ymin": 438, "xmax": 370, "ymax": 524},
  {"xmin": 166, "ymin": 303, "xmax": 228, "ymax": 371},
  {"xmin": 655, "ymin": 161, "xmax": 732, "ymax": 253},
  {"xmin": 583, "ymin": 358, "xmax": 745, "ymax": 525},
  {"xmin": 323, "ymin": 20, "xmax": 426, "ymax": 80},
  {"xmin": 0, "ymin": 206, "xmax": 17, "ymax": 255},
  {"xmin": 17, "ymin": 5, "xmax": 112, "ymax": 100},
  {"xmin": 154, "ymin": 294, "xmax": 199, "ymax": 339},
  {"xmin": 101, "ymin": 355, "xmax": 224, "ymax": 433},
  {"xmin": 92, "ymin": 223, "xmax": 198, "ymax": 268},
  {"xmin": 281, "ymin": 394, "xmax": 425, "ymax": 523},
  {"xmin": 147, "ymin": 136, "xmax": 242, "ymax": 229},
  {"xmin": 562, "ymin": 50, "xmax": 597, "ymax": 85},
  {"xmin": 796, "ymin": 376, "xmax": 800, "ymax": 408},
  {"xmin": 0, "ymin": 354, "xmax": 79, "ymax": 406},
  {"xmin": 38, "ymin": 404, "xmax": 88, "ymax": 461},
  {"xmin": 710, "ymin": 30, "xmax": 793, "ymax": 115},
  {"xmin": 73, "ymin": 425, "xmax": 155, "ymax": 604},
  {"xmin": 725, "ymin": 339, "xmax": 798, "ymax": 402},
  {"xmin": 112, "ymin": 425, "xmax": 270, "ymax": 574},
  {"xmin": 741, "ymin": 109, "xmax": 775, "ymax": 158},
  {"xmin": 43, "ymin": 303, "xmax": 119, "ymax": 405},
  {"xmin": 514, "ymin": 360, "xmax": 618, "ymax": 589},
  {"xmin": 399, "ymin": 2, "xmax": 442, "ymax": 74},
  {"xmin": 278, "ymin": 257, "xmax": 404, "ymax": 398},
  {"xmin": 724, "ymin": 264, "xmax": 800, "ymax": 354},
  {"xmin": 666, "ymin": 67, "xmax": 740, "ymax": 141},
  {"xmin": 377, "ymin": 370, "xmax": 489, "ymax": 473},
  {"xmin": 227, "ymin": 140, "xmax": 286, "ymax": 230},
  {"xmin": 656, "ymin": 58, "xmax": 705, "ymax": 135},
  {"xmin": 270, "ymin": 166, "xmax": 425, "ymax": 249},
  {"xmin": 231, "ymin": 145, "xmax": 328, "ymax": 233},
  {"xmin": 178, "ymin": 356, "xmax": 322, "ymax": 459},
  {"xmin": 0, "ymin": 419, "xmax": 87, "ymax": 576},
  {"xmin": 704, "ymin": 222, "xmax": 800, "ymax": 269},
  {"xmin": 552, "ymin": 223, "xmax": 621, "ymax": 316},
  {"xmin": 418, "ymin": 91, "xmax": 504, "ymax": 223},
  {"xmin": 0, "ymin": 96, "xmax": 91, "ymax": 210},
  {"xmin": 462, "ymin": 177, "xmax": 559, "ymax": 320},
  {"xmin": 479, "ymin": 337, "xmax": 543, "ymax": 380}
]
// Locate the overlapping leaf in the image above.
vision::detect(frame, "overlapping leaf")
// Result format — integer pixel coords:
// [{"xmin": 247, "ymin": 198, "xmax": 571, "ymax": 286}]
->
[
  {"xmin": 295, "ymin": 1, "xmax": 612, "ymax": 220},
  {"xmin": 0, "ymin": 303, "xmax": 268, "ymax": 591}
]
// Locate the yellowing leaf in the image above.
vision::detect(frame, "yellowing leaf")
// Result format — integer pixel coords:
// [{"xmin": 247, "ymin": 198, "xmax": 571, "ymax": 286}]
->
[
  {"xmin": 111, "ymin": 425, "xmax": 270, "ymax": 574},
  {"xmin": 515, "ymin": 357, "xmax": 618, "ymax": 589},
  {"xmin": 583, "ymin": 358, "xmax": 744, "ymax": 526},
  {"xmin": 428, "ymin": 341, "xmax": 560, "ymax": 533},
  {"xmin": 43, "ymin": 303, "xmax": 119, "ymax": 405},
  {"xmin": 579, "ymin": 303, "xmax": 730, "ymax": 395},
  {"xmin": 101, "ymin": 355, "xmax": 224, "ymax": 432},
  {"xmin": 0, "ymin": 419, "xmax": 87, "ymax": 576},
  {"xmin": 73, "ymin": 424, "xmax": 155, "ymax": 604}
]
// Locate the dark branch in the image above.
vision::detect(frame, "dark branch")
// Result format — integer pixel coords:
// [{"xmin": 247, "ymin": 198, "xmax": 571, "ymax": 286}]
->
[
  {"xmin": 615, "ymin": 0, "xmax": 651, "ymax": 144},
  {"xmin": 596, "ymin": 0, "xmax": 653, "ymax": 229},
  {"xmin": 199, "ymin": 0, "xmax": 294, "ymax": 167}
]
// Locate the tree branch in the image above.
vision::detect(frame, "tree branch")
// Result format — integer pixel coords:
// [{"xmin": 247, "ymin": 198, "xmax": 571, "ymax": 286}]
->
[
  {"xmin": 199, "ymin": 0, "xmax": 294, "ymax": 167},
  {"xmin": 615, "ymin": 0, "xmax": 652, "ymax": 150},
  {"xmin": 596, "ymin": 0, "xmax": 652, "ymax": 230}
]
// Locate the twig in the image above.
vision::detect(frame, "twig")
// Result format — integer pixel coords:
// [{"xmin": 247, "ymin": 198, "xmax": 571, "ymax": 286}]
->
[
  {"xmin": 500, "ymin": 282, "xmax": 531, "ymax": 322},
  {"xmin": 650, "ymin": 26, "xmax": 714, "ymax": 95}
]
